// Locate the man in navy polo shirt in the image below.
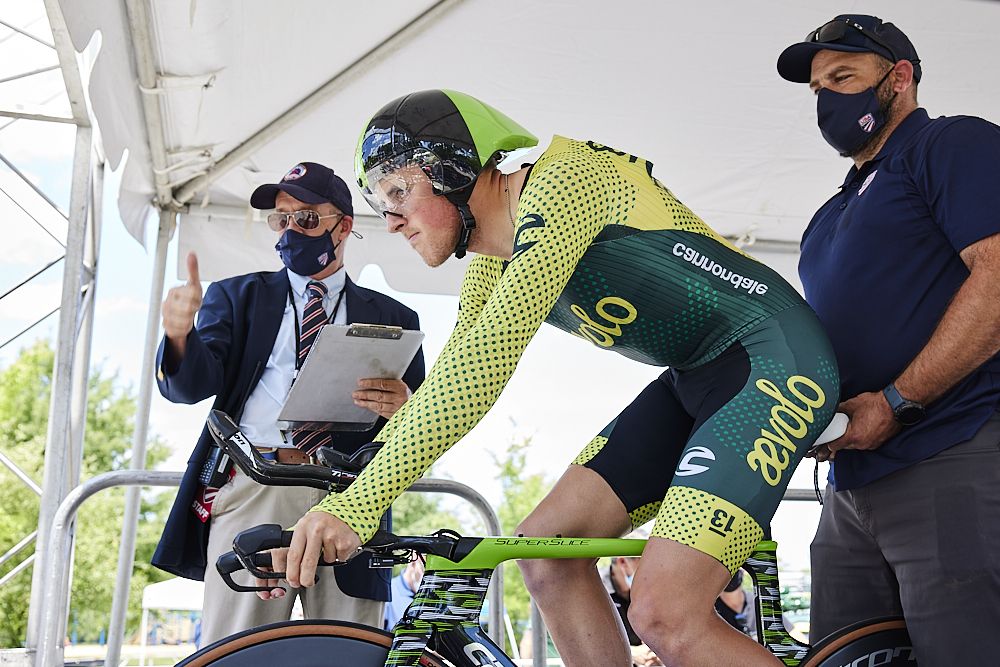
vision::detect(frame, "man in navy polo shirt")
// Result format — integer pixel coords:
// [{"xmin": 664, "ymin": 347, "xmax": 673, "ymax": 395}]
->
[{"xmin": 777, "ymin": 14, "xmax": 1000, "ymax": 664}]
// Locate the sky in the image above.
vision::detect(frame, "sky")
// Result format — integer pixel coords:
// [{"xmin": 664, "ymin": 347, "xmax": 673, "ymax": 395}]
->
[{"xmin": 0, "ymin": 4, "xmax": 827, "ymax": 574}]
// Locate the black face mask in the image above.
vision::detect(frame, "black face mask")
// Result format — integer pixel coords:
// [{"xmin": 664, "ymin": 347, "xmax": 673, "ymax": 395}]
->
[{"xmin": 816, "ymin": 66, "xmax": 896, "ymax": 157}]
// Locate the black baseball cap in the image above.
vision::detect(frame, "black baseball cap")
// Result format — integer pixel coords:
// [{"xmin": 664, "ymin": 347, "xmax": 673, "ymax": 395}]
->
[
  {"xmin": 777, "ymin": 14, "xmax": 921, "ymax": 84},
  {"xmin": 250, "ymin": 161, "xmax": 354, "ymax": 216}
]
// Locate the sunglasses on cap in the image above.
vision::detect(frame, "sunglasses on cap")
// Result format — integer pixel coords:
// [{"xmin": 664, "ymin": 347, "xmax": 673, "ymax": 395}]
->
[
  {"xmin": 266, "ymin": 209, "xmax": 344, "ymax": 232},
  {"xmin": 807, "ymin": 18, "xmax": 901, "ymax": 64}
]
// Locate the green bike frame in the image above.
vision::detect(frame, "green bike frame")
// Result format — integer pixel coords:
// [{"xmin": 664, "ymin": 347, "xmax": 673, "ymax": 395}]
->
[{"xmin": 384, "ymin": 537, "xmax": 812, "ymax": 667}]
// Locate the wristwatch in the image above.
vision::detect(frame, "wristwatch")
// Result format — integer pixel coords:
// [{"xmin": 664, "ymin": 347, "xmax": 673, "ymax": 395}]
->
[{"xmin": 882, "ymin": 383, "xmax": 926, "ymax": 426}]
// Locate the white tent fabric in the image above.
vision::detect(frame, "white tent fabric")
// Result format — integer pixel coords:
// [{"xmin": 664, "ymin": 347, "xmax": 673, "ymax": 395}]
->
[
  {"xmin": 141, "ymin": 576, "xmax": 203, "ymax": 612},
  {"xmin": 139, "ymin": 578, "xmax": 202, "ymax": 665},
  {"xmin": 54, "ymin": 0, "xmax": 1000, "ymax": 291}
]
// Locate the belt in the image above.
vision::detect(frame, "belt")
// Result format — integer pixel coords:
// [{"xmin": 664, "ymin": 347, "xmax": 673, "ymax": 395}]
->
[{"xmin": 254, "ymin": 446, "xmax": 317, "ymax": 465}]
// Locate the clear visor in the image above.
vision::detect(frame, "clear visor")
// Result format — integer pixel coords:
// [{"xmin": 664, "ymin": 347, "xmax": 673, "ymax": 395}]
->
[{"xmin": 362, "ymin": 148, "xmax": 448, "ymax": 218}]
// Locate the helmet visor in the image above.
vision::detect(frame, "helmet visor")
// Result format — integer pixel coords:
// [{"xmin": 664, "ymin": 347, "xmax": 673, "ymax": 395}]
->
[{"xmin": 362, "ymin": 147, "xmax": 474, "ymax": 217}]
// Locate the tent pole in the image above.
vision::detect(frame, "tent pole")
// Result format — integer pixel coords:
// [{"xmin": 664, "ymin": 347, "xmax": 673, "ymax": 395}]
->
[
  {"xmin": 67, "ymin": 159, "xmax": 102, "ymax": 494},
  {"xmin": 139, "ymin": 608, "xmax": 148, "ymax": 667},
  {"xmin": 104, "ymin": 208, "xmax": 175, "ymax": 667},
  {"xmin": 24, "ymin": 124, "xmax": 93, "ymax": 654}
]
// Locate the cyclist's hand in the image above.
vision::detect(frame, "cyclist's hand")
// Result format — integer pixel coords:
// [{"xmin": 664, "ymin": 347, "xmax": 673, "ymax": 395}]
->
[
  {"xmin": 285, "ymin": 510, "xmax": 362, "ymax": 589},
  {"xmin": 821, "ymin": 391, "xmax": 900, "ymax": 460},
  {"xmin": 353, "ymin": 378, "xmax": 411, "ymax": 419},
  {"xmin": 254, "ymin": 548, "xmax": 287, "ymax": 601}
]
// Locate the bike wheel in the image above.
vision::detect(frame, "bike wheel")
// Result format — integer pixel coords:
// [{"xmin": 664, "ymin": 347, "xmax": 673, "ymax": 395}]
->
[
  {"xmin": 800, "ymin": 617, "xmax": 915, "ymax": 666},
  {"xmin": 176, "ymin": 619, "xmax": 448, "ymax": 666}
]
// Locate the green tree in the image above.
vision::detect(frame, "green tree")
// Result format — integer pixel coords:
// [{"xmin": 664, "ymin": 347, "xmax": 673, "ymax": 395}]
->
[
  {"xmin": 0, "ymin": 341, "xmax": 173, "ymax": 646},
  {"xmin": 491, "ymin": 438, "xmax": 553, "ymax": 645}
]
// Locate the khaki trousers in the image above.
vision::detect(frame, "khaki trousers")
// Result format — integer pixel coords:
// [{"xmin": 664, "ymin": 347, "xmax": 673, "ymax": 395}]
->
[{"xmin": 199, "ymin": 468, "xmax": 383, "ymax": 647}]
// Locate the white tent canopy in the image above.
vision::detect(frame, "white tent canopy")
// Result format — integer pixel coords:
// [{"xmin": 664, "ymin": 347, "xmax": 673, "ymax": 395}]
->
[
  {"xmin": 26, "ymin": 1, "xmax": 1000, "ymax": 665},
  {"xmin": 57, "ymin": 0, "xmax": 1000, "ymax": 288}
]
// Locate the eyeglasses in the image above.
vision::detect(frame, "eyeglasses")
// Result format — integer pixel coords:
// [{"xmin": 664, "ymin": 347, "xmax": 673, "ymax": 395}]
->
[
  {"xmin": 266, "ymin": 209, "xmax": 343, "ymax": 232},
  {"xmin": 807, "ymin": 18, "xmax": 901, "ymax": 64}
]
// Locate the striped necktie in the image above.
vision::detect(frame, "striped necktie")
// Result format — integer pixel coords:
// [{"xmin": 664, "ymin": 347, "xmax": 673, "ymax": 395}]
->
[{"xmin": 292, "ymin": 280, "xmax": 333, "ymax": 454}]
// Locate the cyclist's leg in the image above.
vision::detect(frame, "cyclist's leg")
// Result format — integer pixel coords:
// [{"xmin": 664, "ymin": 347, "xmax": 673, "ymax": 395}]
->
[
  {"xmin": 517, "ymin": 466, "xmax": 634, "ymax": 666},
  {"xmin": 630, "ymin": 306, "xmax": 839, "ymax": 666},
  {"xmin": 517, "ymin": 375, "xmax": 694, "ymax": 667},
  {"xmin": 631, "ymin": 538, "xmax": 776, "ymax": 666}
]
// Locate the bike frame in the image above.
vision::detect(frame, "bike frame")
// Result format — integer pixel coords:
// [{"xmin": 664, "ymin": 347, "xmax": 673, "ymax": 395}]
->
[{"xmin": 383, "ymin": 536, "xmax": 809, "ymax": 667}]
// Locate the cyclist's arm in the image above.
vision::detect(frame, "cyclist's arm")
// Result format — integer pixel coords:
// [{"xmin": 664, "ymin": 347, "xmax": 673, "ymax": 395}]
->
[
  {"xmin": 372, "ymin": 255, "xmax": 502, "ymax": 444},
  {"xmin": 311, "ymin": 163, "xmax": 607, "ymax": 541}
]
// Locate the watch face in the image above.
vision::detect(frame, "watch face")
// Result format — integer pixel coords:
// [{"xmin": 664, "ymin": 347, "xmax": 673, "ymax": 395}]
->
[{"xmin": 896, "ymin": 403, "xmax": 925, "ymax": 426}]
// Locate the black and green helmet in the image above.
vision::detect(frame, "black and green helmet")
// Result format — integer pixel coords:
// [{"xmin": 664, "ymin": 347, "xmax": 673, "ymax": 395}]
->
[{"xmin": 355, "ymin": 89, "xmax": 538, "ymax": 258}]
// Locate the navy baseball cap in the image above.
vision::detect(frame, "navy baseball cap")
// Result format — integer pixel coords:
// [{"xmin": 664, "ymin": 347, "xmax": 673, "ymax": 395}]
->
[
  {"xmin": 250, "ymin": 161, "xmax": 354, "ymax": 216},
  {"xmin": 777, "ymin": 14, "xmax": 921, "ymax": 84}
]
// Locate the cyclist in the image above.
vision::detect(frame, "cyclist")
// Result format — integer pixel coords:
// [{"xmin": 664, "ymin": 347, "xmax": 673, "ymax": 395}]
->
[{"xmin": 280, "ymin": 90, "xmax": 839, "ymax": 666}]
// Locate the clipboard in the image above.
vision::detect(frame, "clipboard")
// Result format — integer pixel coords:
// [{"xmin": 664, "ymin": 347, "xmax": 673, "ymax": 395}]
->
[{"xmin": 278, "ymin": 323, "xmax": 424, "ymax": 432}]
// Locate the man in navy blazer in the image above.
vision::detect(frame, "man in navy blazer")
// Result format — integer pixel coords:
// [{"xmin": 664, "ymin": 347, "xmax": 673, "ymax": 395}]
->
[{"xmin": 151, "ymin": 162, "xmax": 424, "ymax": 646}]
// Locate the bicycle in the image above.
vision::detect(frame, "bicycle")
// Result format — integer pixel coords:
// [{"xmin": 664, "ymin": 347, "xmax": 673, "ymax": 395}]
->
[{"xmin": 177, "ymin": 410, "xmax": 915, "ymax": 666}]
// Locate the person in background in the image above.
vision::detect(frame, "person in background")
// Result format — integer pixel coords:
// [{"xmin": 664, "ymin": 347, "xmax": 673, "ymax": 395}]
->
[
  {"xmin": 152, "ymin": 162, "xmax": 425, "ymax": 647},
  {"xmin": 384, "ymin": 557, "xmax": 424, "ymax": 630}
]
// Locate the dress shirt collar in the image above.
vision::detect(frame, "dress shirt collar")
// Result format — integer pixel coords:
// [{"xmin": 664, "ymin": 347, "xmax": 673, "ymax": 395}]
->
[{"xmin": 287, "ymin": 266, "xmax": 346, "ymax": 302}]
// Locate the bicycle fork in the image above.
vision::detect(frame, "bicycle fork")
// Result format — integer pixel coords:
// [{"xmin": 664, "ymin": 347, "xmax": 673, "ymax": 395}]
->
[{"xmin": 386, "ymin": 568, "xmax": 514, "ymax": 667}]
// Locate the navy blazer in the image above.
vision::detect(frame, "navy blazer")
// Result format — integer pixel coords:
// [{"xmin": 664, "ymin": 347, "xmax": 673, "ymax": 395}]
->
[{"xmin": 151, "ymin": 269, "xmax": 424, "ymax": 601}]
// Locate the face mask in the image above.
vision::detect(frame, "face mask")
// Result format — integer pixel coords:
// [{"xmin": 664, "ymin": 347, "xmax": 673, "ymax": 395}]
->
[
  {"xmin": 816, "ymin": 67, "xmax": 896, "ymax": 157},
  {"xmin": 274, "ymin": 227, "xmax": 340, "ymax": 277}
]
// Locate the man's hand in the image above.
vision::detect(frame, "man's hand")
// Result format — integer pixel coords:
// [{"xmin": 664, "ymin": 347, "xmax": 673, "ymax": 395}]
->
[
  {"xmin": 813, "ymin": 391, "xmax": 901, "ymax": 462},
  {"xmin": 253, "ymin": 549, "xmax": 288, "ymax": 601},
  {"xmin": 285, "ymin": 511, "xmax": 362, "ymax": 589},
  {"xmin": 353, "ymin": 378, "xmax": 411, "ymax": 419},
  {"xmin": 161, "ymin": 252, "xmax": 203, "ymax": 359},
  {"xmin": 631, "ymin": 644, "xmax": 664, "ymax": 666}
]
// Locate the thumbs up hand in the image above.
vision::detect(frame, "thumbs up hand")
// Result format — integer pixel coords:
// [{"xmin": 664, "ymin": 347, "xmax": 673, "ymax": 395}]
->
[{"xmin": 162, "ymin": 252, "xmax": 204, "ymax": 345}]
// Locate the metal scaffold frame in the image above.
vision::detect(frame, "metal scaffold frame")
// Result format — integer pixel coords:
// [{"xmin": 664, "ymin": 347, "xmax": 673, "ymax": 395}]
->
[{"xmin": 0, "ymin": 2, "xmax": 101, "ymax": 666}]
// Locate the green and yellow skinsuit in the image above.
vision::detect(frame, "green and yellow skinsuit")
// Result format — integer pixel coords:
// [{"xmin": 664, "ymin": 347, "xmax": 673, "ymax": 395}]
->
[{"xmin": 315, "ymin": 136, "xmax": 838, "ymax": 572}]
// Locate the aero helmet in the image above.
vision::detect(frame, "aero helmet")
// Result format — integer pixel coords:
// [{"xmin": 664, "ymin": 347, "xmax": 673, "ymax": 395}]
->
[{"xmin": 356, "ymin": 89, "xmax": 537, "ymax": 258}]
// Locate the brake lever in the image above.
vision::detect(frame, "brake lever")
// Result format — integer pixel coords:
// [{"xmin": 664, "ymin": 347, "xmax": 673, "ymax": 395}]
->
[
  {"xmin": 231, "ymin": 524, "xmax": 292, "ymax": 579},
  {"xmin": 216, "ymin": 550, "xmax": 278, "ymax": 593}
]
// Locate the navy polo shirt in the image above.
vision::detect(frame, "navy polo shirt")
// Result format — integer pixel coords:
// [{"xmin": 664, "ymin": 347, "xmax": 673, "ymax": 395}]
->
[{"xmin": 799, "ymin": 108, "xmax": 1000, "ymax": 491}]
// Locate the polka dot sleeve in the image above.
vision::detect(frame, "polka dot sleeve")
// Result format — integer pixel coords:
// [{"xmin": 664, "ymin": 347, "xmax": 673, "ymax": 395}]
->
[
  {"xmin": 311, "ymin": 142, "xmax": 609, "ymax": 541},
  {"xmin": 370, "ymin": 254, "xmax": 503, "ymax": 447}
]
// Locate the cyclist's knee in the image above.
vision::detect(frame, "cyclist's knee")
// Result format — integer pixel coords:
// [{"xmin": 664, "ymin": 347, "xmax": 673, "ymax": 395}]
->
[
  {"xmin": 628, "ymin": 585, "xmax": 707, "ymax": 664},
  {"xmin": 518, "ymin": 556, "xmax": 595, "ymax": 597}
]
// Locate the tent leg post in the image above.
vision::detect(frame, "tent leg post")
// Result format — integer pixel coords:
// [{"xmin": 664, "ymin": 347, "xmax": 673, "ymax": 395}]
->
[{"xmin": 104, "ymin": 208, "xmax": 175, "ymax": 667}]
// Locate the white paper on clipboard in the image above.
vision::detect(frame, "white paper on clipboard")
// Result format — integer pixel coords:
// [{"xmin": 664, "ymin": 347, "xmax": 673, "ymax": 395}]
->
[{"xmin": 278, "ymin": 323, "xmax": 424, "ymax": 431}]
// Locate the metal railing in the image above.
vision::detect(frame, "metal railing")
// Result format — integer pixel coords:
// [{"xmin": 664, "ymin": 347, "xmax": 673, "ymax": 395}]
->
[
  {"xmin": 25, "ymin": 470, "xmax": 820, "ymax": 667},
  {"xmin": 32, "ymin": 471, "xmax": 504, "ymax": 667}
]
